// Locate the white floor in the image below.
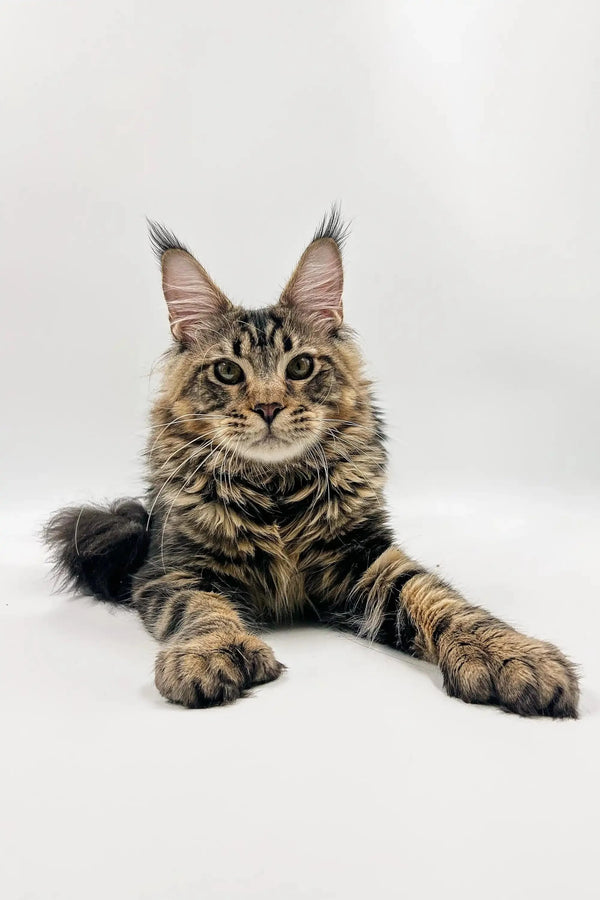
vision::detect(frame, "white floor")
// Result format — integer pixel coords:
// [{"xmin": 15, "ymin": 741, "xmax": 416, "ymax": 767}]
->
[{"xmin": 1, "ymin": 490, "xmax": 598, "ymax": 900}]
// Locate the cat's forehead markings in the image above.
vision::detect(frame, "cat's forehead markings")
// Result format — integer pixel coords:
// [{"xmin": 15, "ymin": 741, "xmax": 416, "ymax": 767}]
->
[
  {"xmin": 231, "ymin": 309, "xmax": 293, "ymax": 358},
  {"xmin": 233, "ymin": 325, "xmax": 255, "ymax": 358}
]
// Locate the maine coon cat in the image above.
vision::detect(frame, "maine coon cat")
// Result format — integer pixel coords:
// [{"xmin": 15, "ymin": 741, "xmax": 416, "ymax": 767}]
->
[{"xmin": 45, "ymin": 211, "xmax": 579, "ymax": 716}]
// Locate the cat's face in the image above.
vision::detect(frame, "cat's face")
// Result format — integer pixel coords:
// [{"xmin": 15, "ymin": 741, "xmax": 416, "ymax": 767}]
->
[
  {"xmin": 151, "ymin": 213, "xmax": 362, "ymax": 466},
  {"xmin": 179, "ymin": 305, "xmax": 353, "ymax": 464}
]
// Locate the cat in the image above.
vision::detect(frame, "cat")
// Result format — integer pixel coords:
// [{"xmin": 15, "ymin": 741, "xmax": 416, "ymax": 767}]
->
[{"xmin": 45, "ymin": 209, "xmax": 579, "ymax": 716}]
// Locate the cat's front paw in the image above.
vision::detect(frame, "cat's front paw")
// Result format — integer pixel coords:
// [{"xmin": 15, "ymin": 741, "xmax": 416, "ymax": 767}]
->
[
  {"xmin": 155, "ymin": 632, "xmax": 284, "ymax": 708},
  {"xmin": 438, "ymin": 622, "xmax": 579, "ymax": 718}
]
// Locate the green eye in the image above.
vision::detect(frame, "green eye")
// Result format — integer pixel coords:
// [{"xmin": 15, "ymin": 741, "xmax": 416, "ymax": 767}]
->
[
  {"xmin": 214, "ymin": 359, "xmax": 244, "ymax": 385},
  {"xmin": 286, "ymin": 354, "xmax": 314, "ymax": 380}
]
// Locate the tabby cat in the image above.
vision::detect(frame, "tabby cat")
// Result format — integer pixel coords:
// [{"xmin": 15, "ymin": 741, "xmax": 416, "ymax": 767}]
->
[{"xmin": 45, "ymin": 211, "xmax": 579, "ymax": 717}]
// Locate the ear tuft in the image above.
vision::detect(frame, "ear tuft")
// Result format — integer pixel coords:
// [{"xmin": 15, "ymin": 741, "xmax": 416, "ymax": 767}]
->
[
  {"xmin": 312, "ymin": 204, "xmax": 350, "ymax": 249},
  {"xmin": 147, "ymin": 218, "xmax": 191, "ymax": 262},
  {"xmin": 147, "ymin": 220, "xmax": 230, "ymax": 344}
]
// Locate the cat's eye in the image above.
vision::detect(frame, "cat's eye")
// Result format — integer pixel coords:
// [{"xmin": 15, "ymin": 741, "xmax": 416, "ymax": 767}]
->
[
  {"xmin": 286, "ymin": 354, "xmax": 314, "ymax": 380},
  {"xmin": 214, "ymin": 359, "xmax": 244, "ymax": 385}
]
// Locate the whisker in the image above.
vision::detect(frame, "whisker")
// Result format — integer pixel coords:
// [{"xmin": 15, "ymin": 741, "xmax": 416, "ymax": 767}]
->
[
  {"xmin": 159, "ymin": 431, "xmax": 215, "ymax": 470},
  {"xmin": 148, "ymin": 413, "xmax": 224, "ymax": 455}
]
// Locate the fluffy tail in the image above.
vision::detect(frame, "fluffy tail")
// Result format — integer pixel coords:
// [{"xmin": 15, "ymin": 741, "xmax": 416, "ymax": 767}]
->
[{"xmin": 44, "ymin": 499, "xmax": 150, "ymax": 604}]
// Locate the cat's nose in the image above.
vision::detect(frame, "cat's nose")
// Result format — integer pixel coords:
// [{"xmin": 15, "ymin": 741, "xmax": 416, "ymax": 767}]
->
[{"xmin": 253, "ymin": 402, "xmax": 284, "ymax": 426}]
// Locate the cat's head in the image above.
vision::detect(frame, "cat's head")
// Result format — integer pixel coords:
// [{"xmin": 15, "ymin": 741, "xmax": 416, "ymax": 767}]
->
[{"xmin": 149, "ymin": 210, "xmax": 368, "ymax": 466}]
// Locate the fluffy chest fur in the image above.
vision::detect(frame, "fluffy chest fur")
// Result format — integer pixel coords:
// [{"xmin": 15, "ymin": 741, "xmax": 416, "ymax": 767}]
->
[{"xmin": 149, "ymin": 415, "xmax": 387, "ymax": 620}]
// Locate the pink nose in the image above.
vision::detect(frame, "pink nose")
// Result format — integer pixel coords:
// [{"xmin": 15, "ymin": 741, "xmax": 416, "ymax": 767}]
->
[{"xmin": 253, "ymin": 403, "xmax": 284, "ymax": 425}]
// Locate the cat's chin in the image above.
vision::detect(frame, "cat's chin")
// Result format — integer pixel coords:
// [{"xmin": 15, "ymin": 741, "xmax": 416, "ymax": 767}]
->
[{"xmin": 237, "ymin": 434, "xmax": 316, "ymax": 465}]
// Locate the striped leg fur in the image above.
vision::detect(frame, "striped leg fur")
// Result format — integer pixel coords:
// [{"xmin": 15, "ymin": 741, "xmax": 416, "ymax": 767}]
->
[
  {"xmin": 133, "ymin": 571, "xmax": 284, "ymax": 708},
  {"xmin": 334, "ymin": 546, "xmax": 579, "ymax": 718}
]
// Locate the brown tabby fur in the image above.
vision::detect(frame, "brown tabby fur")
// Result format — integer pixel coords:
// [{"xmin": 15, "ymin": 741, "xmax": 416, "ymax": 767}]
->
[{"xmin": 46, "ymin": 212, "xmax": 579, "ymax": 717}]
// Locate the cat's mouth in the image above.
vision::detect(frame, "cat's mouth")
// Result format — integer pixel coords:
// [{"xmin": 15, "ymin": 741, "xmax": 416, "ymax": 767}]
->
[
  {"xmin": 260, "ymin": 432, "xmax": 284, "ymax": 444},
  {"xmin": 238, "ymin": 430, "xmax": 315, "ymax": 464}
]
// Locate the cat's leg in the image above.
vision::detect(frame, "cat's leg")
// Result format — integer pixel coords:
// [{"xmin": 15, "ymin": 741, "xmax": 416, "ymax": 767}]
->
[
  {"xmin": 322, "ymin": 544, "xmax": 579, "ymax": 718},
  {"xmin": 132, "ymin": 568, "xmax": 283, "ymax": 708}
]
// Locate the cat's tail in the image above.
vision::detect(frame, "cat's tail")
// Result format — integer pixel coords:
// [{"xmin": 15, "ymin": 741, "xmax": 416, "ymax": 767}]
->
[{"xmin": 43, "ymin": 499, "xmax": 150, "ymax": 605}]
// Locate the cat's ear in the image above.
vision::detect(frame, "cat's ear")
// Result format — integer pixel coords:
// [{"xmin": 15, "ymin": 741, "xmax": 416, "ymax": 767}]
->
[
  {"xmin": 280, "ymin": 209, "xmax": 347, "ymax": 329},
  {"xmin": 148, "ymin": 220, "xmax": 230, "ymax": 344},
  {"xmin": 161, "ymin": 250, "xmax": 230, "ymax": 344}
]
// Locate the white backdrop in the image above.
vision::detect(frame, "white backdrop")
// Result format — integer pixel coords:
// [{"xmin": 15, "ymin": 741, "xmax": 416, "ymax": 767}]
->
[{"xmin": 1, "ymin": 3, "xmax": 599, "ymax": 899}]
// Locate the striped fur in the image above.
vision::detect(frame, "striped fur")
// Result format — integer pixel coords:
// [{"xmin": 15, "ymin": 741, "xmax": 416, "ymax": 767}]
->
[{"xmin": 46, "ymin": 213, "xmax": 579, "ymax": 717}]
